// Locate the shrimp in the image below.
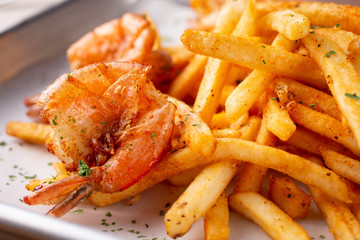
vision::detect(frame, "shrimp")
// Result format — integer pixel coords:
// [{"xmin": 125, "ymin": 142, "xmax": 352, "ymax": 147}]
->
[
  {"xmin": 23, "ymin": 62, "xmax": 176, "ymax": 217},
  {"xmin": 67, "ymin": 13, "xmax": 156, "ymax": 70},
  {"xmin": 24, "ymin": 13, "xmax": 172, "ymax": 120}
]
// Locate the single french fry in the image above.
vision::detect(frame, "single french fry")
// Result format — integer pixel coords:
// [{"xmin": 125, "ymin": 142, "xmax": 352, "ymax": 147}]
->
[
  {"xmin": 285, "ymin": 126, "xmax": 357, "ymax": 158},
  {"xmin": 6, "ymin": 121, "xmax": 52, "ymax": 144},
  {"xmin": 302, "ymin": 33, "xmax": 360, "ymax": 146},
  {"xmin": 289, "ymin": 103, "xmax": 360, "ymax": 156},
  {"xmin": 263, "ymin": 98, "xmax": 296, "ymax": 141},
  {"xmin": 256, "ymin": 1, "xmax": 360, "ymax": 35},
  {"xmin": 225, "ymin": 33, "xmax": 296, "ymax": 123},
  {"xmin": 219, "ymin": 85, "xmax": 236, "ymax": 108},
  {"xmin": 314, "ymin": 27, "xmax": 360, "ymax": 55},
  {"xmin": 181, "ymin": 29, "xmax": 327, "ymax": 90},
  {"xmin": 168, "ymin": 55, "xmax": 207, "ymax": 100},
  {"xmin": 167, "ymin": 166, "xmax": 204, "ymax": 187},
  {"xmin": 229, "ymin": 112, "xmax": 249, "ymax": 130},
  {"xmin": 232, "ymin": 116, "xmax": 276, "ymax": 194},
  {"xmin": 210, "ymin": 111, "xmax": 229, "ymax": 129},
  {"xmin": 213, "ymin": 138, "xmax": 351, "ymax": 203},
  {"xmin": 164, "ymin": 159, "xmax": 238, "ymax": 238},
  {"xmin": 212, "ymin": 128, "xmax": 241, "ymax": 138},
  {"xmin": 319, "ymin": 147, "xmax": 360, "ymax": 185},
  {"xmin": 259, "ymin": 10, "xmax": 310, "ymax": 40},
  {"xmin": 228, "ymin": 191, "xmax": 310, "ymax": 240},
  {"xmin": 225, "ymin": 70, "xmax": 274, "ymax": 123},
  {"xmin": 268, "ymin": 176, "xmax": 311, "ymax": 219},
  {"xmin": 168, "ymin": 96, "xmax": 216, "ymax": 157},
  {"xmin": 274, "ymin": 77, "xmax": 341, "ymax": 120},
  {"xmin": 204, "ymin": 191, "xmax": 229, "ymax": 240},
  {"xmin": 237, "ymin": 115, "xmax": 262, "ymax": 141},
  {"xmin": 194, "ymin": 0, "xmax": 257, "ymax": 124}
]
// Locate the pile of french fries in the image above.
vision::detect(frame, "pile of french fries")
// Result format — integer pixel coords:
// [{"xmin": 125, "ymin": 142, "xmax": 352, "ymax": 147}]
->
[{"xmin": 6, "ymin": 0, "xmax": 360, "ymax": 239}]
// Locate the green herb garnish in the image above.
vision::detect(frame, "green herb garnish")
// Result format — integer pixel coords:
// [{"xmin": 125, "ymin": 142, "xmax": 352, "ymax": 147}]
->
[
  {"xmin": 73, "ymin": 209, "xmax": 84, "ymax": 213},
  {"xmin": 78, "ymin": 160, "xmax": 90, "ymax": 177},
  {"xmin": 309, "ymin": 103, "xmax": 318, "ymax": 108},
  {"xmin": 325, "ymin": 51, "xmax": 336, "ymax": 58},
  {"xmin": 345, "ymin": 93, "xmax": 360, "ymax": 100},
  {"xmin": 151, "ymin": 133, "xmax": 157, "ymax": 140}
]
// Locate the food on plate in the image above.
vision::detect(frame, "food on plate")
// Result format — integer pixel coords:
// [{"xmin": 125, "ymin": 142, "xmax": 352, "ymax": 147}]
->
[{"xmin": 5, "ymin": 0, "xmax": 360, "ymax": 239}]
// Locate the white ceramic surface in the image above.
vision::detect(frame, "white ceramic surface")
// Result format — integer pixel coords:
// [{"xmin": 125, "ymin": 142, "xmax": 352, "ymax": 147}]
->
[{"xmin": 0, "ymin": 0, "xmax": 358, "ymax": 239}]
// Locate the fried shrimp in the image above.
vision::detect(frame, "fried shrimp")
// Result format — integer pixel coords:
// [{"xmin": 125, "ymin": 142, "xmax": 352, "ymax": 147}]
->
[
  {"xmin": 23, "ymin": 62, "xmax": 176, "ymax": 217},
  {"xmin": 67, "ymin": 13, "xmax": 156, "ymax": 70}
]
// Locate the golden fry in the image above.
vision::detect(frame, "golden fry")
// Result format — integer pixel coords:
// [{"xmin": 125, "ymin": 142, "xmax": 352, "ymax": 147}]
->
[{"xmin": 6, "ymin": 121, "xmax": 51, "ymax": 144}]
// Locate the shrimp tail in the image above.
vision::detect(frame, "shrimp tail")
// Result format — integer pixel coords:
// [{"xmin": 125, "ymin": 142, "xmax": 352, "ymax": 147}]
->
[{"xmin": 46, "ymin": 184, "xmax": 93, "ymax": 217}]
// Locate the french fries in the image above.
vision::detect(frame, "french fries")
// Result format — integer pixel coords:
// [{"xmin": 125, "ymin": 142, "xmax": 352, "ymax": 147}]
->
[
  {"xmin": 164, "ymin": 159, "xmax": 237, "ymax": 238},
  {"xmin": 228, "ymin": 191, "xmax": 310, "ymax": 240},
  {"xmin": 302, "ymin": 33, "xmax": 360, "ymax": 146},
  {"xmin": 194, "ymin": 0, "xmax": 257, "ymax": 124}
]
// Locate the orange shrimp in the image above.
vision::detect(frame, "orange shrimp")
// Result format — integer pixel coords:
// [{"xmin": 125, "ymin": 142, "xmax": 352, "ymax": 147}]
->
[
  {"xmin": 67, "ymin": 13, "xmax": 156, "ymax": 70},
  {"xmin": 23, "ymin": 62, "xmax": 176, "ymax": 217}
]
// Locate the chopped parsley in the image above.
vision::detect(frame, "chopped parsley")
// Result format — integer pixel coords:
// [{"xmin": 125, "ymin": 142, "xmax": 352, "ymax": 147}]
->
[
  {"xmin": 320, "ymin": 235, "xmax": 325, "ymax": 239},
  {"xmin": 192, "ymin": 124, "xmax": 201, "ymax": 127},
  {"xmin": 271, "ymin": 97, "xmax": 278, "ymax": 100},
  {"xmin": 106, "ymin": 211, "xmax": 112, "ymax": 217},
  {"xmin": 0, "ymin": 141, "xmax": 6, "ymax": 146},
  {"xmin": 73, "ymin": 209, "xmax": 84, "ymax": 213},
  {"xmin": 131, "ymin": 219, "xmax": 137, "ymax": 224},
  {"xmin": 335, "ymin": 23, "xmax": 340, "ymax": 28},
  {"xmin": 78, "ymin": 160, "xmax": 90, "ymax": 177},
  {"xmin": 159, "ymin": 210, "xmax": 165, "ymax": 216},
  {"xmin": 67, "ymin": 72, "xmax": 71, "ymax": 80},
  {"xmin": 262, "ymin": 59, "xmax": 266, "ymax": 64},
  {"xmin": 171, "ymin": 149, "xmax": 178, "ymax": 154},
  {"xmin": 345, "ymin": 93, "xmax": 360, "ymax": 100},
  {"xmin": 52, "ymin": 116, "xmax": 58, "ymax": 126},
  {"xmin": 325, "ymin": 51, "xmax": 336, "ymax": 58},
  {"xmin": 145, "ymin": 224, "xmax": 149, "ymax": 228},
  {"xmin": 100, "ymin": 122, "xmax": 108, "ymax": 124},
  {"xmin": 151, "ymin": 133, "xmax": 157, "ymax": 140},
  {"xmin": 298, "ymin": 101, "xmax": 303, "ymax": 104},
  {"xmin": 308, "ymin": 103, "xmax": 318, "ymax": 108}
]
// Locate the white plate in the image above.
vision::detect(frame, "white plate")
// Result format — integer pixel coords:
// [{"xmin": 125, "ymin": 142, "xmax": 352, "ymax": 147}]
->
[{"xmin": 0, "ymin": 0, "xmax": 359, "ymax": 239}]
